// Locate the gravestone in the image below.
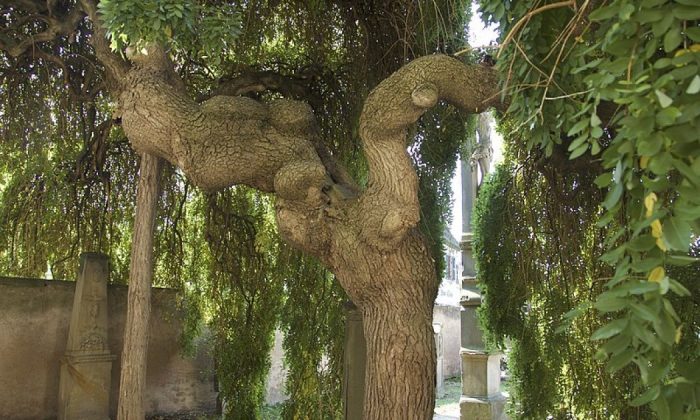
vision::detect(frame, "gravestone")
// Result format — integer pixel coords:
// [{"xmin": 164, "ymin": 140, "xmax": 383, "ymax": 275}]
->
[{"xmin": 58, "ymin": 253, "xmax": 116, "ymax": 420}]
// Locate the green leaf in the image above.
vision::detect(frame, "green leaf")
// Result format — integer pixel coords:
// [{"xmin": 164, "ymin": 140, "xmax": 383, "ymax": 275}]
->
[
  {"xmin": 654, "ymin": 58, "xmax": 672, "ymax": 69},
  {"xmin": 663, "ymin": 25, "xmax": 682, "ymax": 52},
  {"xmin": 569, "ymin": 143, "xmax": 588, "ymax": 159},
  {"xmin": 594, "ymin": 173, "xmax": 613, "ymax": 188},
  {"xmin": 631, "ymin": 302, "xmax": 659, "ymax": 322},
  {"xmin": 627, "ymin": 235, "xmax": 656, "ymax": 252},
  {"xmin": 591, "ymin": 126, "xmax": 604, "ymax": 138},
  {"xmin": 568, "ymin": 134, "xmax": 588, "ymax": 151},
  {"xmin": 668, "ymin": 278, "xmax": 691, "ymax": 296},
  {"xmin": 607, "ymin": 347, "xmax": 635, "ymax": 372},
  {"xmin": 666, "ymin": 255, "xmax": 699, "ymax": 266},
  {"xmin": 567, "ymin": 119, "xmax": 589, "ymax": 136},
  {"xmin": 652, "ymin": 311, "xmax": 676, "ymax": 345},
  {"xmin": 629, "ymin": 281, "xmax": 661, "ymax": 295},
  {"xmin": 630, "ymin": 385, "xmax": 660, "ymax": 406},
  {"xmin": 652, "ymin": 394, "xmax": 671, "ymax": 420},
  {"xmin": 687, "ymin": 27, "xmax": 700, "ymax": 42},
  {"xmin": 663, "ymin": 217, "xmax": 691, "ymax": 252},
  {"xmin": 656, "ymin": 106, "xmax": 681, "ymax": 127},
  {"xmin": 601, "ymin": 332, "xmax": 631, "ymax": 355},
  {"xmin": 589, "ymin": 4, "xmax": 620, "ymax": 21},
  {"xmin": 592, "ymin": 318, "xmax": 628, "ymax": 340},
  {"xmin": 687, "ymin": 75, "xmax": 700, "ymax": 94},
  {"xmin": 653, "ymin": 13, "xmax": 674, "ymax": 38},
  {"xmin": 649, "ymin": 151, "xmax": 674, "ymax": 175},
  {"xmin": 595, "ymin": 295, "xmax": 629, "ymax": 312},
  {"xmin": 637, "ymin": 133, "xmax": 663, "ymax": 156},
  {"xmin": 634, "ymin": 322, "xmax": 664, "ymax": 351},
  {"xmin": 603, "ymin": 183, "xmax": 624, "ymax": 209},
  {"xmin": 672, "ymin": 5, "xmax": 700, "ymax": 19},
  {"xmin": 655, "ymin": 90, "xmax": 673, "ymax": 108}
]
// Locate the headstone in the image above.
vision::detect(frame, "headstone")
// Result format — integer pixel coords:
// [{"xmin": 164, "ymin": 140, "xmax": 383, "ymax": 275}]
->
[{"xmin": 58, "ymin": 253, "xmax": 116, "ymax": 420}]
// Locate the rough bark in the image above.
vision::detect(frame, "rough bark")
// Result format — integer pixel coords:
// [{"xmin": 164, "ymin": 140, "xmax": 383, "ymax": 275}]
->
[
  {"xmin": 94, "ymin": 37, "xmax": 501, "ymax": 418},
  {"xmin": 114, "ymin": 48, "xmax": 499, "ymax": 418},
  {"xmin": 117, "ymin": 153, "xmax": 162, "ymax": 420},
  {"xmin": 1, "ymin": 2, "xmax": 503, "ymax": 417}
]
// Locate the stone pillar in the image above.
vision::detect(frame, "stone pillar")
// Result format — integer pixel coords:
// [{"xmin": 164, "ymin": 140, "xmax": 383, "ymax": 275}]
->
[
  {"xmin": 434, "ymin": 322, "xmax": 445, "ymax": 398},
  {"xmin": 342, "ymin": 301, "xmax": 366, "ymax": 420},
  {"xmin": 58, "ymin": 253, "xmax": 116, "ymax": 420},
  {"xmin": 459, "ymin": 115, "xmax": 508, "ymax": 420}
]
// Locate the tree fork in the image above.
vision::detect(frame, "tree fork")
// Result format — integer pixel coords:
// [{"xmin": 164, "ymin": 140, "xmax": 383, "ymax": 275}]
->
[{"xmin": 117, "ymin": 152, "xmax": 162, "ymax": 419}]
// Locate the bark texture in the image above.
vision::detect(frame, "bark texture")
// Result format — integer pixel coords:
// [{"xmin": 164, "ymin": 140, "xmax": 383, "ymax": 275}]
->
[
  {"xmin": 102, "ymin": 41, "xmax": 501, "ymax": 419},
  {"xmin": 117, "ymin": 153, "xmax": 162, "ymax": 420}
]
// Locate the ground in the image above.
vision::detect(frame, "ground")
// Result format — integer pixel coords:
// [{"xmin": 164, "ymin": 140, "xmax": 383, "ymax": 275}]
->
[
  {"xmin": 146, "ymin": 376, "xmax": 463, "ymax": 419},
  {"xmin": 433, "ymin": 376, "xmax": 462, "ymax": 419}
]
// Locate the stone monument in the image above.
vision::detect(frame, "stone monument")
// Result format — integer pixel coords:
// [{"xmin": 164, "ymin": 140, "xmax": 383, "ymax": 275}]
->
[
  {"xmin": 58, "ymin": 252, "xmax": 116, "ymax": 420},
  {"xmin": 459, "ymin": 114, "xmax": 508, "ymax": 420}
]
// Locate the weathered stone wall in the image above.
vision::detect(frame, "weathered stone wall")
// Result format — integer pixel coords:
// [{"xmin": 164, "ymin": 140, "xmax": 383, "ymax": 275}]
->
[
  {"xmin": 433, "ymin": 304, "xmax": 461, "ymax": 378},
  {"xmin": 0, "ymin": 277, "xmax": 216, "ymax": 420}
]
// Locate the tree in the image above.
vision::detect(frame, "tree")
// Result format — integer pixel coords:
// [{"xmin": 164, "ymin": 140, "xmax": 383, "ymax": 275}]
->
[
  {"xmin": 474, "ymin": 0, "xmax": 700, "ymax": 418},
  {"xmin": 1, "ymin": 0, "xmax": 499, "ymax": 418}
]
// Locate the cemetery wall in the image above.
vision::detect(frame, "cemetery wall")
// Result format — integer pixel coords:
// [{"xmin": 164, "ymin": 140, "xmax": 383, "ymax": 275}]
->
[{"xmin": 0, "ymin": 277, "xmax": 217, "ymax": 419}]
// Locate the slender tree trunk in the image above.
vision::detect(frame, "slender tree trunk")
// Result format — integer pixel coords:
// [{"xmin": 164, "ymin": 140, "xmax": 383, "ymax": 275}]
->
[
  {"xmin": 117, "ymin": 153, "xmax": 162, "ymax": 419},
  {"xmin": 361, "ymin": 287, "xmax": 436, "ymax": 419}
]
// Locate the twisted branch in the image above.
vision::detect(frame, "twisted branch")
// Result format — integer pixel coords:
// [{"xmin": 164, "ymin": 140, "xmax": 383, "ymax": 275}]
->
[{"xmin": 356, "ymin": 55, "xmax": 502, "ymax": 249}]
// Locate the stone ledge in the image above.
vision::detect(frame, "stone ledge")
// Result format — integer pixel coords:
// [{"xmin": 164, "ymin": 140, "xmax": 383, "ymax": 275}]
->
[{"xmin": 460, "ymin": 394, "xmax": 509, "ymax": 420}]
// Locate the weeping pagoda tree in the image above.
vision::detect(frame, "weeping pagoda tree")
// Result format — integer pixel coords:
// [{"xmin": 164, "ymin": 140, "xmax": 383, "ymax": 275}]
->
[{"xmin": 0, "ymin": 0, "xmax": 498, "ymax": 418}]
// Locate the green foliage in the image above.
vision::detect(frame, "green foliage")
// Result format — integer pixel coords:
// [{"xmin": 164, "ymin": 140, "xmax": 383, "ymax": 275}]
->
[
  {"xmin": 478, "ymin": 0, "xmax": 700, "ymax": 417},
  {"xmin": 204, "ymin": 188, "xmax": 284, "ymax": 419},
  {"xmin": 474, "ymin": 158, "xmax": 647, "ymax": 418},
  {"xmin": 279, "ymin": 255, "xmax": 346, "ymax": 419},
  {"xmin": 471, "ymin": 162, "xmax": 524, "ymax": 347},
  {"xmin": 98, "ymin": 0, "xmax": 242, "ymax": 62}
]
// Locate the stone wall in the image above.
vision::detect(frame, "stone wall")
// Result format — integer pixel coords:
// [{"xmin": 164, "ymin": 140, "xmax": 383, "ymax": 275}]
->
[
  {"xmin": 433, "ymin": 304, "xmax": 461, "ymax": 378},
  {"xmin": 0, "ymin": 277, "xmax": 217, "ymax": 419}
]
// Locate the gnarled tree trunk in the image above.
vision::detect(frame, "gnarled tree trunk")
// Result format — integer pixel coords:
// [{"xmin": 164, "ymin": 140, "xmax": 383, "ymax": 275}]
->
[{"xmin": 87, "ymin": 31, "xmax": 500, "ymax": 417}]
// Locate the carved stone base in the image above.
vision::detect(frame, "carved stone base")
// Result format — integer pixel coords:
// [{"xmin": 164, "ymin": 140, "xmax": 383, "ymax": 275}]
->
[
  {"xmin": 460, "ymin": 349, "xmax": 502, "ymax": 397},
  {"xmin": 58, "ymin": 353, "xmax": 116, "ymax": 420},
  {"xmin": 460, "ymin": 394, "xmax": 508, "ymax": 420}
]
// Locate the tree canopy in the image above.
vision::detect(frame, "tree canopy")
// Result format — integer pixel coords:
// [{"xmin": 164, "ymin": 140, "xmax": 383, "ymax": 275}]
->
[{"xmin": 1, "ymin": 0, "xmax": 484, "ymax": 418}]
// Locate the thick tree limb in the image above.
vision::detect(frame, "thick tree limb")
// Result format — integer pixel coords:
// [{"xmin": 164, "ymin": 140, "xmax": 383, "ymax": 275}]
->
[{"xmin": 356, "ymin": 55, "xmax": 502, "ymax": 249}]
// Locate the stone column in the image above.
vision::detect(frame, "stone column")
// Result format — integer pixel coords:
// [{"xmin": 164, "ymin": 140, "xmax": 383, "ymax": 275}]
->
[
  {"xmin": 58, "ymin": 253, "xmax": 116, "ymax": 420},
  {"xmin": 434, "ymin": 322, "xmax": 445, "ymax": 398},
  {"xmin": 459, "ymin": 114, "xmax": 508, "ymax": 420},
  {"xmin": 342, "ymin": 301, "xmax": 366, "ymax": 420}
]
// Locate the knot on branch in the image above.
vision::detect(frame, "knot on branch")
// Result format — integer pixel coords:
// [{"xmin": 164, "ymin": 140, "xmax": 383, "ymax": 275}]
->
[
  {"xmin": 274, "ymin": 161, "xmax": 329, "ymax": 202},
  {"xmin": 269, "ymin": 100, "xmax": 316, "ymax": 135},
  {"xmin": 411, "ymin": 83, "xmax": 438, "ymax": 109},
  {"xmin": 379, "ymin": 208, "xmax": 419, "ymax": 240}
]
